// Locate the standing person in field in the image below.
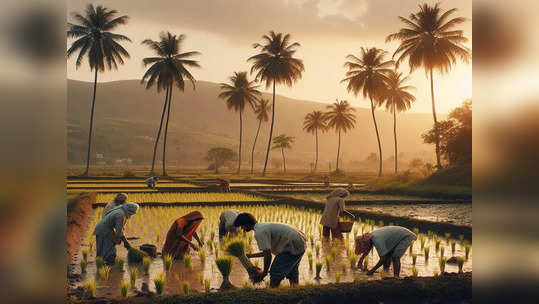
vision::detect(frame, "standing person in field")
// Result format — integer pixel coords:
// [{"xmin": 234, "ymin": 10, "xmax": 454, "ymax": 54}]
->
[
  {"xmin": 323, "ymin": 175, "xmax": 330, "ymax": 187},
  {"xmin": 162, "ymin": 211, "xmax": 204, "ymax": 260},
  {"xmin": 93, "ymin": 203, "xmax": 140, "ymax": 265},
  {"xmin": 218, "ymin": 178, "xmax": 231, "ymax": 192},
  {"xmin": 145, "ymin": 176, "xmax": 159, "ymax": 189},
  {"xmin": 218, "ymin": 209, "xmax": 240, "ymax": 237},
  {"xmin": 320, "ymin": 188, "xmax": 354, "ymax": 240},
  {"xmin": 233, "ymin": 213, "xmax": 307, "ymax": 287},
  {"xmin": 102, "ymin": 193, "xmax": 128, "ymax": 216},
  {"xmin": 355, "ymin": 226, "xmax": 417, "ymax": 277}
]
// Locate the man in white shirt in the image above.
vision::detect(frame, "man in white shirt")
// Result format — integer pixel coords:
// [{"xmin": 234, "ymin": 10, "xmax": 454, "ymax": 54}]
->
[
  {"xmin": 233, "ymin": 213, "xmax": 306, "ymax": 287},
  {"xmin": 218, "ymin": 209, "xmax": 240, "ymax": 237},
  {"xmin": 145, "ymin": 176, "xmax": 159, "ymax": 189}
]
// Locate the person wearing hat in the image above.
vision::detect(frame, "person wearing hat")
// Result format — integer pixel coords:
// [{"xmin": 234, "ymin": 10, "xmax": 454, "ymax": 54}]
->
[
  {"xmin": 162, "ymin": 211, "xmax": 205, "ymax": 260},
  {"xmin": 93, "ymin": 203, "xmax": 140, "ymax": 264},
  {"xmin": 355, "ymin": 226, "xmax": 417, "ymax": 277},
  {"xmin": 320, "ymin": 188, "xmax": 354, "ymax": 240},
  {"xmin": 102, "ymin": 193, "xmax": 128, "ymax": 217}
]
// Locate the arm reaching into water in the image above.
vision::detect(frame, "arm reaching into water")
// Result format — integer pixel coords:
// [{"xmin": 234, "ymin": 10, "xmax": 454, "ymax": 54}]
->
[{"xmin": 247, "ymin": 249, "xmax": 272, "ymax": 280}]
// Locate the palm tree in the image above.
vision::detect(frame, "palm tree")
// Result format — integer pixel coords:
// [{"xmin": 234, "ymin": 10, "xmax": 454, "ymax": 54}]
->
[
  {"xmin": 141, "ymin": 32, "xmax": 200, "ymax": 176},
  {"xmin": 67, "ymin": 4, "xmax": 131, "ymax": 176},
  {"xmin": 218, "ymin": 72, "xmax": 261, "ymax": 174},
  {"xmin": 272, "ymin": 134, "xmax": 295, "ymax": 174},
  {"xmin": 303, "ymin": 110, "xmax": 327, "ymax": 172},
  {"xmin": 248, "ymin": 31, "xmax": 304, "ymax": 176},
  {"xmin": 380, "ymin": 71, "xmax": 416, "ymax": 173},
  {"xmin": 324, "ymin": 100, "xmax": 356, "ymax": 171},
  {"xmin": 386, "ymin": 3, "xmax": 470, "ymax": 169},
  {"xmin": 342, "ymin": 47, "xmax": 393, "ymax": 177},
  {"xmin": 250, "ymin": 99, "xmax": 271, "ymax": 174}
]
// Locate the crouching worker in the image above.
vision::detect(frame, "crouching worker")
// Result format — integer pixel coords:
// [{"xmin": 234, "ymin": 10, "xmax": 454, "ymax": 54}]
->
[
  {"xmin": 219, "ymin": 209, "xmax": 240, "ymax": 237},
  {"xmin": 162, "ymin": 211, "xmax": 204, "ymax": 260},
  {"xmin": 233, "ymin": 213, "xmax": 306, "ymax": 287},
  {"xmin": 145, "ymin": 176, "xmax": 159, "ymax": 189},
  {"xmin": 93, "ymin": 203, "xmax": 140, "ymax": 265},
  {"xmin": 355, "ymin": 226, "xmax": 417, "ymax": 277}
]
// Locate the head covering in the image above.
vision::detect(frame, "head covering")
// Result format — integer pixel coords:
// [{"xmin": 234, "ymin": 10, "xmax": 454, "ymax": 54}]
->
[
  {"xmin": 114, "ymin": 193, "xmax": 128, "ymax": 204},
  {"xmin": 355, "ymin": 233, "xmax": 373, "ymax": 255},
  {"xmin": 327, "ymin": 188, "xmax": 350, "ymax": 199},
  {"xmin": 181, "ymin": 211, "xmax": 204, "ymax": 222},
  {"xmin": 121, "ymin": 203, "xmax": 139, "ymax": 218}
]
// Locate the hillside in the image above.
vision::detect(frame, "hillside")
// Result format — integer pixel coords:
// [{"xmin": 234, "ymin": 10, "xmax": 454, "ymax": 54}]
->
[{"xmin": 68, "ymin": 79, "xmax": 439, "ymax": 171}]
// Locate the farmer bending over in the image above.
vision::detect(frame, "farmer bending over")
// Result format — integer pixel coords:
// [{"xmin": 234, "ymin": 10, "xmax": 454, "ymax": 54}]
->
[
  {"xmin": 218, "ymin": 209, "xmax": 240, "ymax": 237},
  {"xmin": 234, "ymin": 213, "xmax": 306, "ymax": 287},
  {"xmin": 355, "ymin": 226, "xmax": 417, "ymax": 277},
  {"xmin": 102, "ymin": 193, "xmax": 128, "ymax": 216},
  {"xmin": 145, "ymin": 176, "xmax": 159, "ymax": 189}
]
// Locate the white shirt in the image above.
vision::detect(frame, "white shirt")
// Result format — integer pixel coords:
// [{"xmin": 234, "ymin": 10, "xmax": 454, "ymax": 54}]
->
[
  {"xmin": 254, "ymin": 222, "xmax": 306, "ymax": 256},
  {"xmin": 220, "ymin": 209, "xmax": 240, "ymax": 231}
]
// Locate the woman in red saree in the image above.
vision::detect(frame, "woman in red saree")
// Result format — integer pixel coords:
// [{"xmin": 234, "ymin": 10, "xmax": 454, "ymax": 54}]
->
[{"xmin": 162, "ymin": 211, "xmax": 204, "ymax": 260}]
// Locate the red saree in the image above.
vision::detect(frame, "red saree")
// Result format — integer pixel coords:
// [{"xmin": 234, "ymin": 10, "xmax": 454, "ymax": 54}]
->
[{"xmin": 162, "ymin": 211, "xmax": 203, "ymax": 259}]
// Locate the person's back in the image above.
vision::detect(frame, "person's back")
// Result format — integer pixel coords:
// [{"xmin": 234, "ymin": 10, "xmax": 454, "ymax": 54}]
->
[
  {"xmin": 320, "ymin": 196, "xmax": 343, "ymax": 229},
  {"xmin": 254, "ymin": 222, "xmax": 306, "ymax": 256},
  {"xmin": 371, "ymin": 226, "xmax": 416, "ymax": 256},
  {"xmin": 94, "ymin": 207, "xmax": 126, "ymax": 237},
  {"xmin": 219, "ymin": 209, "xmax": 240, "ymax": 235}
]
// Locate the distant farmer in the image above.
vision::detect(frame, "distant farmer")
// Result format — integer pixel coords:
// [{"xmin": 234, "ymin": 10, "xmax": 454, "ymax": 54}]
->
[
  {"xmin": 93, "ymin": 203, "xmax": 140, "ymax": 265},
  {"xmin": 102, "ymin": 193, "xmax": 128, "ymax": 216},
  {"xmin": 355, "ymin": 226, "xmax": 417, "ymax": 277},
  {"xmin": 145, "ymin": 176, "xmax": 159, "ymax": 189},
  {"xmin": 320, "ymin": 188, "xmax": 354, "ymax": 240},
  {"xmin": 323, "ymin": 175, "xmax": 330, "ymax": 187},
  {"xmin": 219, "ymin": 209, "xmax": 240, "ymax": 237},
  {"xmin": 234, "ymin": 213, "xmax": 307, "ymax": 287},
  {"xmin": 346, "ymin": 182, "xmax": 355, "ymax": 191},
  {"xmin": 162, "ymin": 211, "xmax": 204, "ymax": 260},
  {"xmin": 218, "ymin": 178, "xmax": 230, "ymax": 192}
]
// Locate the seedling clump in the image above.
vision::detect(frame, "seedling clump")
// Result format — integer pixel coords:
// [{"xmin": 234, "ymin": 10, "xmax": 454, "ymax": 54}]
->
[
  {"xmin": 82, "ymin": 248, "xmax": 89, "ymax": 261},
  {"xmin": 163, "ymin": 254, "xmax": 173, "ymax": 272},
  {"xmin": 411, "ymin": 253, "xmax": 417, "ymax": 266},
  {"xmin": 216, "ymin": 256, "xmax": 234, "ymax": 290},
  {"xmin": 129, "ymin": 267, "xmax": 138, "ymax": 287},
  {"xmin": 121, "ymin": 281, "xmax": 130, "ymax": 297},
  {"xmin": 95, "ymin": 257, "xmax": 104, "ymax": 269},
  {"xmin": 325, "ymin": 256, "xmax": 332, "ymax": 272},
  {"xmin": 307, "ymin": 252, "xmax": 313, "ymax": 270},
  {"xmin": 440, "ymin": 246, "xmax": 445, "ymax": 258},
  {"xmin": 98, "ymin": 265, "xmax": 111, "ymax": 281},
  {"xmin": 142, "ymin": 257, "xmax": 151, "ymax": 274},
  {"xmin": 84, "ymin": 280, "xmax": 96, "ymax": 298},
  {"xmin": 424, "ymin": 247, "xmax": 430, "ymax": 262},
  {"xmin": 315, "ymin": 262, "xmax": 323, "ymax": 280},
  {"xmin": 153, "ymin": 272, "xmax": 166, "ymax": 295},
  {"xmin": 411, "ymin": 267, "xmax": 418, "ymax": 277},
  {"xmin": 457, "ymin": 257, "xmax": 465, "ymax": 273},
  {"xmin": 335, "ymin": 271, "xmax": 341, "ymax": 283},
  {"xmin": 199, "ymin": 249, "xmax": 206, "ymax": 264},
  {"xmin": 116, "ymin": 257, "xmax": 125, "ymax": 270},
  {"xmin": 226, "ymin": 240, "xmax": 258, "ymax": 282},
  {"xmin": 184, "ymin": 254, "xmax": 192, "ymax": 270},
  {"xmin": 349, "ymin": 253, "xmax": 357, "ymax": 269},
  {"xmin": 182, "ymin": 281, "xmax": 190, "ymax": 295},
  {"xmin": 80, "ymin": 259, "xmax": 87, "ymax": 273},
  {"xmin": 439, "ymin": 257, "xmax": 446, "ymax": 273},
  {"xmin": 451, "ymin": 240, "xmax": 456, "ymax": 255},
  {"xmin": 204, "ymin": 278, "xmax": 211, "ymax": 292},
  {"xmin": 380, "ymin": 269, "xmax": 386, "ymax": 278}
]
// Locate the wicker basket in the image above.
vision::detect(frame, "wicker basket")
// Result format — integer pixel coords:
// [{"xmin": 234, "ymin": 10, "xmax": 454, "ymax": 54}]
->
[{"xmin": 338, "ymin": 221, "xmax": 354, "ymax": 233}]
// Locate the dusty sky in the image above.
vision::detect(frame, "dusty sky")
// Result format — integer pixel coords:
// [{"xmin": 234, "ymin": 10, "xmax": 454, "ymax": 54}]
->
[{"xmin": 67, "ymin": 0, "xmax": 471, "ymax": 114}]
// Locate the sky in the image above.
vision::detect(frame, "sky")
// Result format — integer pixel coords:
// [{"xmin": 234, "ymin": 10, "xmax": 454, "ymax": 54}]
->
[{"xmin": 67, "ymin": 0, "xmax": 472, "ymax": 114}]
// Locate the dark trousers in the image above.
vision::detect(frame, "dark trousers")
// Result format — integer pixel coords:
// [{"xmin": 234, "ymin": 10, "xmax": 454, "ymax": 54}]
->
[
  {"xmin": 269, "ymin": 251, "xmax": 304, "ymax": 287},
  {"xmin": 322, "ymin": 226, "xmax": 343, "ymax": 240}
]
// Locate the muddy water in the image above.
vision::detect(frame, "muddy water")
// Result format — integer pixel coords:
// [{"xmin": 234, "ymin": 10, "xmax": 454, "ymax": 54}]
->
[{"xmin": 74, "ymin": 206, "xmax": 472, "ymax": 298}]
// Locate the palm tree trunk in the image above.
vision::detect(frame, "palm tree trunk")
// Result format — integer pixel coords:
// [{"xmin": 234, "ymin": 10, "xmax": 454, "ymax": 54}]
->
[
  {"xmin": 215, "ymin": 158, "xmax": 218, "ymax": 174},
  {"xmin": 336, "ymin": 129, "xmax": 341, "ymax": 171},
  {"xmin": 262, "ymin": 80, "xmax": 276, "ymax": 176},
  {"xmin": 430, "ymin": 69, "xmax": 442, "ymax": 169},
  {"xmin": 370, "ymin": 97, "xmax": 383, "ymax": 177},
  {"xmin": 162, "ymin": 84, "xmax": 173, "ymax": 176},
  {"xmin": 150, "ymin": 86, "xmax": 169, "ymax": 175},
  {"xmin": 251, "ymin": 119, "xmax": 262, "ymax": 174},
  {"xmin": 82, "ymin": 68, "xmax": 98, "ymax": 176},
  {"xmin": 237, "ymin": 110, "xmax": 243, "ymax": 175},
  {"xmin": 314, "ymin": 128, "xmax": 319, "ymax": 172},
  {"xmin": 393, "ymin": 104, "xmax": 398, "ymax": 174},
  {"xmin": 281, "ymin": 147, "xmax": 286, "ymax": 174}
]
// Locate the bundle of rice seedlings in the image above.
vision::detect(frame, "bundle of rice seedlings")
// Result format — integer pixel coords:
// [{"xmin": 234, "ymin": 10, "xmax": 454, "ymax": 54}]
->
[
  {"xmin": 225, "ymin": 240, "xmax": 258, "ymax": 281},
  {"xmin": 84, "ymin": 280, "xmax": 96, "ymax": 298},
  {"xmin": 153, "ymin": 272, "xmax": 165, "ymax": 295},
  {"xmin": 116, "ymin": 257, "xmax": 125, "ymax": 270},
  {"xmin": 142, "ymin": 257, "xmax": 151, "ymax": 274},
  {"xmin": 98, "ymin": 265, "xmax": 111, "ymax": 281},
  {"xmin": 315, "ymin": 262, "xmax": 323, "ymax": 280},
  {"xmin": 95, "ymin": 257, "xmax": 104, "ymax": 269},
  {"xmin": 127, "ymin": 247, "xmax": 148, "ymax": 263},
  {"xmin": 129, "ymin": 267, "xmax": 138, "ymax": 287},
  {"xmin": 439, "ymin": 257, "xmax": 446, "ymax": 273},
  {"xmin": 411, "ymin": 267, "xmax": 418, "ymax": 277},
  {"xmin": 204, "ymin": 278, "xmax": 211, "ymax": 293},
  {"xmin": 216, "ymin": 256, "xmax": 234, "ymax": 290},
  {"xmin": 121, "ymin": 281, "xmax": 130, "ymax": 297},
  {"xmin": 412, "ymin": 253, "xmax": 417, "ymax": 265},
  {"xmin": 82, "ymin": 248, "xmax": 89, "ymax": 261},
  {"xmin": 182, "ymin": 281, "xmax": 190, "ymax": 295},
  {"xmin": 80, "ymin": 259, "xmax": 87, "ymax": 273},
  {"xmin": 335, "ymin": 272, "xmax": 341, "ymax": 283},
  {"xmin": 163, "ymin": 254, "xmax": 173, "ymax": 272},
  {"xmin": 184, "ymin": 255, "xmax": 192, "ymax": 270},
  {"xmin": 457, "ymin": 257, "xmax": 465, "ymax": 273}
]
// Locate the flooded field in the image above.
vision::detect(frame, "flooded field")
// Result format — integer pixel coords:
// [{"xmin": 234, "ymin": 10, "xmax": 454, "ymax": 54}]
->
[
  {"xmin": 73, "ymin": 205, "xmax": 472, "ymax": 297},
  {"xmin": 280, "ymin": 192, "xmax": 434, "ymax": 202}
]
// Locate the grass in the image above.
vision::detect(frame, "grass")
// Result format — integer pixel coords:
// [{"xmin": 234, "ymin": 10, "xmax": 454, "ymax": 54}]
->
[
  {"xmin": 121, "ymin": 281, "xmax": 130, "ymax": 297},
  {"xmin": 154, "ymin": 272, "xmax": 166, "ymax": 295},
  {"xmin": 84, "ymin": 280, "xmax": 96, "ymax": 298},
  {"xmin": 95, "ymin": 192, "xmax": 271, "ymax": 204}
]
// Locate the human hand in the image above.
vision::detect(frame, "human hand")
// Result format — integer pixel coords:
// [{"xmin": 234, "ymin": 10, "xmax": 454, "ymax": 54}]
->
[{"xmin": 123, "ymin": 241, "xmax": 131, "ymax": 249}]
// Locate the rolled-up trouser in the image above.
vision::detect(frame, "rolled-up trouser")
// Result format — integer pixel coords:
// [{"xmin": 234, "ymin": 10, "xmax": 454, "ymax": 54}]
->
[
  {"xmin": 269, "ymin": 251, "xmax": 304, "ymax": 287},
  {"xmin": 96, "ymin": 234, "xmax": 117, "ymax": 264}
]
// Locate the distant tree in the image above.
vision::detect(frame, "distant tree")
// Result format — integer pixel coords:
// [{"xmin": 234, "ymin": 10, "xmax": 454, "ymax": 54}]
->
[
  {"xmin": 272, "ymin": 134, "xmax": 295, "ymax": 173},
  {"xmin": 303, "ymin": 110, "xmax": 328, "ymax": 172},
  {"xmin": 379, "ymin": 71, "xmax": 416, "ymax": 173},
  {"xmin": 409, "ymin": 158, "xmax": 424, "ymax": 170},
  {"xmin": 343, "ymin": 47, "xmax": 394, "ymax": 177},
  {"xmin": 251, "ymin": 99, "xmax": 271, "ymax": 174},
  {"xmin": 219, "ymin": 71, "xmax": 261, "ymax": 174},
  {"xmin": 67, "ymin": 4, "xmax": 131, "ymax": 176},
  {"xmin": 325, "ymin": 100, "xmax": 356, "ymax": 171},
  {"xmin": 205, "ymin": 148, "xmax": 236, "ymax": 174},
  {"xmin": 248, "ymin": 31, "xmax": 304, "ymax": 176},
  {"xmin": 141, "ymin": 32, "xmax": 200, "ymax": 176},
  {"xmin": 387, "ymin": 3, "xmax": 471, "ymax": 169}
]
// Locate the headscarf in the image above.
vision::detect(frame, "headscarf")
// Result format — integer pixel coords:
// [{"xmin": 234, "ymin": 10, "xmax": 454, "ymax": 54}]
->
[
  {"xmin": 355, "ymin": 233, "xmax": 373, "ymax": 255},
  {"xmin": 114, "ymin": 193, "xmax": 128, "ymax": 204},
  {"xmin": 180, "ymin": 211, "xmax": 204, "ymax": 222},
  {"xmin": 121, "ymin": 203, "xmax": 139, "ymax": 218},
  {"xmin": 327, "ymin": 188, "xmax": 350, "ymax": 199}
]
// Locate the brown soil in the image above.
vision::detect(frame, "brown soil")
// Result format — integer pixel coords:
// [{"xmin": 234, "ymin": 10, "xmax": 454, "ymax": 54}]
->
[{"xmin": 67, "ymin": 192, "xmax": 95, "ymax": 262}]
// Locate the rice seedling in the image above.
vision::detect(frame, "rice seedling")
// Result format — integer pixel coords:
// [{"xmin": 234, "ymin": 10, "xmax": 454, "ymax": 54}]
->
[
  {"xmin": 411, "ymin": 253, "xmax": 417, "ymax": 265},
  {"xmin": 129, "ymin": 267, "xmax": 138, "ymax": 287},
  {"xmin": 199, "ymin": 249, "xmax": 206, "ymax": 264},
  {"xmin": 435, "ymin": 237, "xmax": 441, "ymax": 252},
  {"xmin": 182, "ymin": 281, "xmax": 190, "ymax": 295},
  {"xmin": 424, "ymin": 247, "xmax": 430, "ymax": 262},
  {"xmin": 254, "ymin": 260, "xmax": 260, "ymax": 268},
  {"xmin": 325, "ymin": 256, "xmax": 332, "ymax": 272},
  {"xmin": 198, "ymin": 273, "xmax": 204, "ymax": 286},
  {"xmin": 206, "ymin": 240, "xmax": 213, "ymax": 251},
  {"xmin": 380, "ymin": 269, "xmax": 386, "ymax": 278},
  {"xmin": 309, "ymin": 234, "xmax": 314, "ymax": 246},
  {"xmin": 433, "ymin": 270, "xmax": 439, "ymax": 277},
  {"xmin": 204, "ymin": 278, "xmax": 211, "ymax": 292},
  {"xmin": 142, "ymin": 257, "xmax": 151, "ymax": 274},
  {"xmin": 84, "ymin": 280, "xmax": 96, "ymax": 298},
  {"xmin": 439, "ymin": 257, "xmax": 446, "ymax": 273},
  {"xmin": 82, "ymin": 248, "xmax": 89, "ymax": 261},
  {"xmin": 121, "ymin": 281, "xmax": 130, "ymax": 297},
  {"xmin": 465, "ymin": 244, "xmax": 471, "ymax": 260},
  {"xmin": 80, "ymin": 259, "xmax": 87, "ymax": 273},
  {"xmin": 413, "ymin": 228, "xmax": 419, "ymax": 235},
  {"xmin": 445, "ymin": 233, "xmax": 451, "ymax": 244},
  {"xmin": 451, "ymin": 240, "xmax": 456, "ymax": 255},
  {"xmin": 89, "ymin": 239, "xmax": 95, "ymax": 252},
  {"xmin": 163, "ymin": 254, "xmax": 173, "ymax": 272},
  {"xmin": 98, "ymin": 265, "xmax": 111, "ymax": 281},
  {"xmin": 459, "ymin": 234, "xmax": 464, "ymax": 242},
  {"xmin": 116, "ymin": 257, "xmax": 125, "ymax": 270},
  {"xmin": 427, "ymin": 230, "xmax": 433, "ymax": 239},
  {"xmin": 349, "ymin": 253, "xmax": 357, "ymax": 270},
  {"xmin": 215, "ymin": 247, "xmax": 219, "ymax": 258},
  {"xmin": 354, "ymin": 273, "xmax": 362, "ymax": 283},
  {"xmin": 315, "ymin": 244, "xmax": 320, "ymax": 257},
  {"xmin": 226, "ymin": 240, "xmax": 257, "ymax": 281},
  {"xmin": 440, "ymin": 246, "xmax": 445, "ymax": 258},
  {"xmin": 216, "ymin": 256, "xmax": 234, "ymax": 290},
  {"xmin": 341, "ymin": 261, "xmax": 347, "ymax": 273},
  {"xmin": 419, "ymin": 235, "xmax": 425, "ymax": 250},
  {"xmin": 411, "ymin": 267, "xmax": 418, "ymax": 277},
  {"xmin": 315, "ymin": 262, "xmax": 323, "ymax": 280},
  {"xmin": 153, "ymin": 272, "xmax": 166, "ymax": 295},
  {"xmin": 210, "ymin": 231, "xmax": 215, "ymax": 241},
  {"xmin": 95, "ymin": 256, "xmax": 104, "ymax": 269},
  {"xmin": 184, "ymin": 254, "xmax": 192, "ymax": 270},
  {"xmin": 335, "ymin": 272, "xmax": 341, "ymax": 283},
  {"xmin": 307, "ymin": 252, "xmax": 313, "ymax": 270},
  {"xmin": 457, "ymin": 257, "xmax": 465, "ymax": 273}
]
